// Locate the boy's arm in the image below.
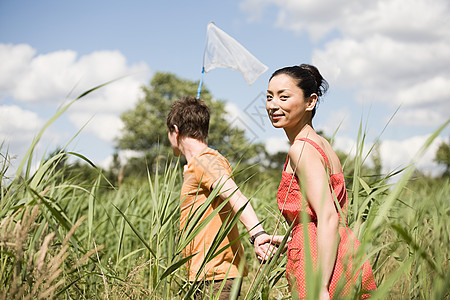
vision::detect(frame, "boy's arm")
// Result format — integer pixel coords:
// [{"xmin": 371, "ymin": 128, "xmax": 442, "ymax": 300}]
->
[{"xmin": 211, "ymin": 176, "xmax": 276, "ymax": 261}]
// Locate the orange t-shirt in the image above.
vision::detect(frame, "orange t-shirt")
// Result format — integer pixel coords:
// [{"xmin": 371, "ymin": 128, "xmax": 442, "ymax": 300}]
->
[{"xmin": 180, "ymin": 147, "xmax": 248, "ymax": 281}]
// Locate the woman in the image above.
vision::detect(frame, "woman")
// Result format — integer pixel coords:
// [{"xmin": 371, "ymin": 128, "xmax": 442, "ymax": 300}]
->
[{"xmin": 265, "ymin": 64, "xmax": 377, "ymax": 299}]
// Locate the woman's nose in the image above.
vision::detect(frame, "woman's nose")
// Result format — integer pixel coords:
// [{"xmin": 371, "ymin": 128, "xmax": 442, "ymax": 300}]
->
[{"xmin": 267, "ymin": 98, "xmax": 279, "ymax": 110}]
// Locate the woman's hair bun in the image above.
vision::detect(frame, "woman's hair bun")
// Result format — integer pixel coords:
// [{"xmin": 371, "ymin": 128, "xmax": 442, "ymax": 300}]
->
[{"xmin": 299, "ymin": 64, "xmax": 328, "ymax": 97}]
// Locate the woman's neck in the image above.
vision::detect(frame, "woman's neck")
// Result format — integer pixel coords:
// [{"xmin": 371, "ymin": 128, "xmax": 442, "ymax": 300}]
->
[{"xmin": 285, "ymin": 123, "xmax": 315, "ymax": 144}]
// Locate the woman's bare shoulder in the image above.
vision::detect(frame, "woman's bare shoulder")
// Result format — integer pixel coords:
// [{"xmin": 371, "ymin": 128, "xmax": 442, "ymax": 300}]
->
[
  {"xmin": 316, "ymin": 135, "xmax": 342, "ymax": 172},
  {"xmin": 288, "ymin": 139, "xmax": 324, "ymax": 168}
]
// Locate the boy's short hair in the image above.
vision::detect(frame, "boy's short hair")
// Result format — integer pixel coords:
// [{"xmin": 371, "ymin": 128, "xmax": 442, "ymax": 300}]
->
[{"xmin": 166, "ymin": 96, "xmax": 210, "ymax": 142}]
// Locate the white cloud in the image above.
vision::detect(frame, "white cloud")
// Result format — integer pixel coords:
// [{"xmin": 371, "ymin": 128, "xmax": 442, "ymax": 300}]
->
[
  {"xmin": 0, "ymin": 43, "xmax": 150, "ymax": 148},
  {"xmin": 264, "ymin": 136, "xmax": 290, "ymax": 155},
  {"xmin": 68, "ymin": 112, "xmax": 124, "ymax": 142},
  {"xmin": 67, "ymin": 74, "xmax": 147, "ymax": 142},
  {"xmin": 0, "ymin": 44, "xmax": 150, "ymax": 104},
  {"xmin": 396, "ymin": 76, "xmax": 450, "ymax": 106},
  {"xmin": 71, "ymin": 75, "xmax": 146, "ymax": 113},
  {"xmin": 224, "ymin": 101, "xmax": 259, "ymax": 134},
  {"xmin": 342, "ymin": 0, "xmax": 449, "ymax": 42},
  {"xmin": 0, "ymin": 105, "xmax": 61, "ymax": 178},
  {"xmin": 313, "ymin": 36, "xmax": 450, "ymax": 110},
  {"xmin": 241, "ymin": 0, "xmax": 450, "ymax": 129},
  {"xmin": 241, "ymin": 0, "xmax": 355, "ymax": 41},
  {"xmin": 333, "ymin": 136, "xmax": 358, "ymax": 156},
  {"xmin": 316, "ymin": 108, "xmax": 352, "ymax": 136},
  {"xmin": 394, "ymin": 108, "xmax": 448, "ymax": 127},
  {"xmin": 324, "ymin": 134, "xmax": 446, "ymax": 177},
  {"xmin": 224, "ymin": 102, "xmax": 242, "ymax": 124},
  {"xmin": 379, "ymin": 134, "xmax": 445, "ymax": 176},
  {"xmin": 0, "ymin": 44, "xmax": 36, "ymax": 95},
  {"xmin": 0, "ymin": 105, "xmax": 44, "ymax": 137},
  {"xmin": 263, "ymin": 133, "xmax": 445, "ymax": 176},
  {"xmin": 241, "ymin": 0, "xmax": 449, "ymax": 42}
]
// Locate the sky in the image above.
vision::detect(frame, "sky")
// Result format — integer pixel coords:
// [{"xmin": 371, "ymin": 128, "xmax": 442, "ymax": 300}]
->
[{"xmin": 1, "ymin": 0, "xmax": 449, "ymax": 179}]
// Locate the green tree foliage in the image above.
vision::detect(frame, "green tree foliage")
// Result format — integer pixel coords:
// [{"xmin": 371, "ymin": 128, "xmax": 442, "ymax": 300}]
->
[
  {"xmin": 117, "ymin": 72, "xmax": 264, "ymax": 178},
  {"xmin": 42, "ymin": 147, "xmax": 102, "ymax": 186},
  {"xmin": 267, "ymin": 151, "xmax": 288, "ymax": 170},
  {"xmin": 434, "ymin": 140, "xmax": 450, "ymax": 176}
]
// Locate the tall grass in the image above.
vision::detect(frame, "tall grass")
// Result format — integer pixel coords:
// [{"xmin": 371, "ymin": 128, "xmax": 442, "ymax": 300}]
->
[{"xmin": 0, "ymin": 85, "xmax": 448, "ymax": 298}]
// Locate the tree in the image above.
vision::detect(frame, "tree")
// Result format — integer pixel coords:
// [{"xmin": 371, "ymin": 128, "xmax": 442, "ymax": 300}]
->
[
  {"xmin": 42, "ymin": 147, "xmax": 101, "ymax": 184},
  {"xmin": 435, "ymin": 140, "xmax": 450, "ymax": 176},
  {"xmin": 117, "ymin": 72, "xmax": 264, "ymax": 177}
]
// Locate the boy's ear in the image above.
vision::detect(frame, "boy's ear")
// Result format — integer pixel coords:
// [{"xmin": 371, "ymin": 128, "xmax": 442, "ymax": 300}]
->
[
  {"xmin": 306, "ymin": 93, "xmax": 318, "ymax": 111},
  {"xmin": 173, "ymin": 124, "xmax": 179, "ymax": 136}
]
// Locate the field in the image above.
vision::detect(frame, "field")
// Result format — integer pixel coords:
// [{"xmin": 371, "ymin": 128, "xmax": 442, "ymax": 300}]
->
[
  {"xmin": 1, "ymin": 96, "xmax": 449, "ymax": 299},
  {"xmin": 1, "ymin": 143, "xmax": 449, "ymax": 299}
]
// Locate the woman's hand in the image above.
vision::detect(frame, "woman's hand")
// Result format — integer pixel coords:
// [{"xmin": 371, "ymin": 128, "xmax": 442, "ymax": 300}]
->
[{"xmin": 319, "ymin": 288, "xmax": 330, "ymax": 300}]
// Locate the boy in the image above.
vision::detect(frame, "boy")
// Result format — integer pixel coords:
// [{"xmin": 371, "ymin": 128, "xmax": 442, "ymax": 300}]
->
[{"xmin": 166, "ymin": 96, "xmax": 273, "ymax": 299}]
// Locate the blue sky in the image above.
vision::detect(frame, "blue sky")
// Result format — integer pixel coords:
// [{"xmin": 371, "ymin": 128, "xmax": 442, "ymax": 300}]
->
[{"xmin": 1, "ymin": 0, "xmax": 449, "ymax": 177}]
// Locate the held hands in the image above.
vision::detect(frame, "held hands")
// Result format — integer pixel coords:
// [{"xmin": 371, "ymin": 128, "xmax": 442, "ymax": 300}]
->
[
  {"xmin": 253, "ymin": 233, "xmax": 277, "ymax": 262},
  {"xmin": 266, "ymin": 234, "xmax": 291, "ymax": 247},
  {"xmin": 253, "ymin": 233, "xmax": 292, "ymax": 262},
  {"xmin": 251, "ymin": 231, "xmax": 292, "ymax": 262}
]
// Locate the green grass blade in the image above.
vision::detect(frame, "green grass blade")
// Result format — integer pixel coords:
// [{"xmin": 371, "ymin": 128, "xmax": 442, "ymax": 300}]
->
[{"xmin": 112, "ymin": 203, "xmax": 157, "ymax": 258}]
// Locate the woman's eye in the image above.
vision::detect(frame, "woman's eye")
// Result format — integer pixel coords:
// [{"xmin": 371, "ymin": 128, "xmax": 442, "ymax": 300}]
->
[
  {"xmin": 266, "ymin": 95, "xmax": 272, "ymax": 100},
  {"xmin": 280, "ymin": 95, "xmax": 288, "ymax": 100}
]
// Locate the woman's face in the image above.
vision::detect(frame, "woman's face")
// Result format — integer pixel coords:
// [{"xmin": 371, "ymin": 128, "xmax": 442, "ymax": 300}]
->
[{"xmin": 266, "ymin": 74, "xmax": 310, "ymax": 129}]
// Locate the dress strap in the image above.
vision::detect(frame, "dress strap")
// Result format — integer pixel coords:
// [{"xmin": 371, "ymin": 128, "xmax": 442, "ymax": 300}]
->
[
  {"xmin": 283, "ymin": 156, "xmax": 289, "ymax": 171},
  {"xmin": 295, "ymin": 138, "xmax": 332, "ymax": 172}
]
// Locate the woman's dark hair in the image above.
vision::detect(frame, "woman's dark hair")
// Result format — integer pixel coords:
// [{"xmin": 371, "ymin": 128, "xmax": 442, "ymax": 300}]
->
[
  {"xmin": 166, "ymin": 96, "xmax": 210, "ymax": 142},
  {"xmin": 269, "ymin": 64, "xmax": 329, "ymax": 118}
]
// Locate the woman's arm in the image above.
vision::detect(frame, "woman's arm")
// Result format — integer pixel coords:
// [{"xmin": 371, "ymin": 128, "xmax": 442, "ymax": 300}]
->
[
  {"xmin": 289, "ymin": 142, "xmax": 339, "ymax": 294},
  {"xmin": 212, "ymin": 177, "xmax": 277, "ymax": 261}
]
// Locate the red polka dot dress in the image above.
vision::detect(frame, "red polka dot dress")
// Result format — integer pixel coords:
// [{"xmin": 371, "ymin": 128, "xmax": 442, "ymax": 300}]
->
[{"xmin": 277, "ymin": 138, "xmax": 377, "ymax": 299}]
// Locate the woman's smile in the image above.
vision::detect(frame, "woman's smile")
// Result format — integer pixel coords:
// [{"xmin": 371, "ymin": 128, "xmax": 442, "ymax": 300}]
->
[{"xmin": 270, "ymin": 111, "xmax": 285, "ymax": 121}]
